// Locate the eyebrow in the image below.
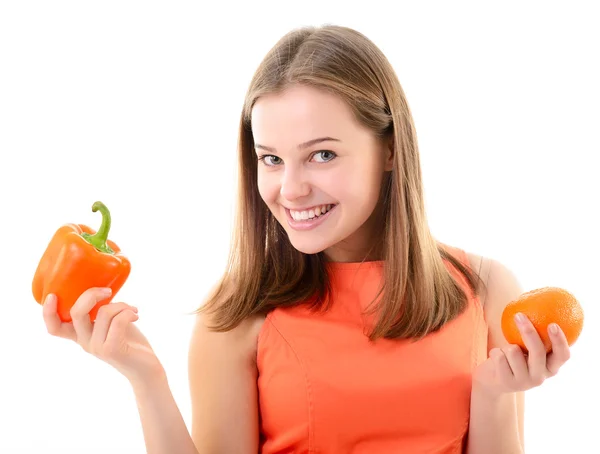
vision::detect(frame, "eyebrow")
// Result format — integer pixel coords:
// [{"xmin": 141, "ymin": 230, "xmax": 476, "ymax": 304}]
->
[{"xmin": 254, "ymin": 136, "xmax": 341, "ymax": 153}]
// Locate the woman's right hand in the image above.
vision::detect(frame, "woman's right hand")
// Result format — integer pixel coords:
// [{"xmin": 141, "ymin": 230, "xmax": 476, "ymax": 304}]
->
[{"xmin": 42, "ymin": 287, "xmax": 166, "ymax": 388}]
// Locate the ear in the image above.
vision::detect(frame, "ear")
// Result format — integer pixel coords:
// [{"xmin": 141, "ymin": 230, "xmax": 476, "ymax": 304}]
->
[{"xmin": 383, "ymin": 135, "xmax": 394, "ymax": 171}]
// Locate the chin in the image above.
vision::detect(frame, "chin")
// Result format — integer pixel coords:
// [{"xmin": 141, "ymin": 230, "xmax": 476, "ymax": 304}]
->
[
  {"xmin": 287, "ymin": 238, "xmax": 329, "ymax": 255},
  {"xmin": 273, "ymin": 210, "xmax": 345, "ymax": 256}
]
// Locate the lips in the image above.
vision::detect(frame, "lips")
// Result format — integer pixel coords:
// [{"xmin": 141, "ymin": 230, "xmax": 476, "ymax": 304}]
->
[
  {"xmin": 289, "ymin": 203, "xmax": 335, "ymax": 221},
  {"xmin": 284, "ymin": 204, "xmax": 337, "ymax": 231}
]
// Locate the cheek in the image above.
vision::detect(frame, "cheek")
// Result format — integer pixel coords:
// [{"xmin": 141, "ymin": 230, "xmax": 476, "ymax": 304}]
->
[
  {"xmin": 336, "ymin": 161, "xmax": 383, "ymax": 207},
  {"xmin": 257, "ymin": 172, "xmax": 280, "ymax": 204}
]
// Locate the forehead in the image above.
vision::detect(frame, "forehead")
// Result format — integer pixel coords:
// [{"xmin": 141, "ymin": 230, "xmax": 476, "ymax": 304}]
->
[{"xmin": 251, "ymin": 85, "xmax": 358, "ymax": 145}]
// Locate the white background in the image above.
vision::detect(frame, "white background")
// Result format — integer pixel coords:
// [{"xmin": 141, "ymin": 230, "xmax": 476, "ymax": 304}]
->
[{"xmin": 1, "ymin": 1, "xmax": 598, "ymax": 453}]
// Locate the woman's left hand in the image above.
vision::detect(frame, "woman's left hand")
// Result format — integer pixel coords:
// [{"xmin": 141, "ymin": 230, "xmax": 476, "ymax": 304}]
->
[{"xmin": 473, "ymin": 313, "xmax": 572, "ymax": 397}]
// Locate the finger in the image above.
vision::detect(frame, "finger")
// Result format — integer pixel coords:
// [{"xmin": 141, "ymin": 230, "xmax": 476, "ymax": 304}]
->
[
  {"xmin": 70, "ymin": 287, "xmax": 112, "ymax": 346},
  {"xmin": 545, "ymin": 323, "xmax": 571, "ymax": 376},
  {"xmin": 503, "ymin": 344, "xmax": 529, "ymax": 383},
  {"xmin": 90, "ymin": 302, "xmax": 138, "ymax": 350},
  {"xmin": 104, "ymin": 309, "xmax": 139, "ymax": 353},
  {"xmin": 491, "ymin": 348, "xmax": 514, "ymax": 384},
  {"xmin": 515, "ymin": 313, "xmax": 547, "ymax": 385},
  {"xmin": 42, "ymin": 294, "xmax": 76, "ymax": 341}
]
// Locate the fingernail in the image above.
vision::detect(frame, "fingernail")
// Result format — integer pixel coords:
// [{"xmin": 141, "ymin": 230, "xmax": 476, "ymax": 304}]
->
[
  {"xmin": 44, "ymin": 294, "xmax": 55, "ymax": 305},
  {"xmin": 102, "ymin": 288, "xmax": 112, "ymax": 296},
  {"xmin": 515, "ymin": 313, "xmax": 526, "ymax": 325},
  {"xmin": 549, "ymin": 323, "xmax": 559, "ymax": 334}
]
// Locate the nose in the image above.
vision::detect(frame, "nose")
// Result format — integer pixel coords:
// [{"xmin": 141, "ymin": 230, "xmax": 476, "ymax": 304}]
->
[{"xmin": 280, "ymin": 166, "xmax": 310, "ymax": 201}]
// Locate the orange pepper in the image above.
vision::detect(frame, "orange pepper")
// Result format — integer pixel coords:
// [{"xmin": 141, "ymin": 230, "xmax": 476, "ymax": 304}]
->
[{"xmin": 32, "ymin": 201, "xmax": 131, "ymax": 323}]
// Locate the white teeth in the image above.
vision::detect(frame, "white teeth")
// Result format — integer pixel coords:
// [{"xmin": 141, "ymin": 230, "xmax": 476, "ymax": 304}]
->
[{"xmin": 290, "ymin": 204, "xmax": 333, "ymax": 221}]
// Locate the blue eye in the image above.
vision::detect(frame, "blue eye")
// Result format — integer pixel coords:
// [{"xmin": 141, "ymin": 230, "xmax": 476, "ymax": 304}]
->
[
  {"xmin": 258, "ymin": 155, "xmax": 283, "ymax": 166},
  {"xmin": 313, "ymin": 150, "xmax": 336, "ymax": 163}
]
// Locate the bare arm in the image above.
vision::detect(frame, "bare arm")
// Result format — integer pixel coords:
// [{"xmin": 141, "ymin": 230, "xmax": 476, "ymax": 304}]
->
[
  {"xmin": 467, "ymin": 386, "xmax": 524, "ymax": 454},
  {"xmin": 42, "ymin": 285, "xmax": 262, "ymax": 454},
  {"xmin": 131, "ymin": 311, "xmax": 263, "ymax": 454},
  {"xmin": 466, "ymin": 258, "xmax": 525, "ymax": 454},
  {"xmin": 188, "ymin": 311, "xmax": 264, "ymax": 453},
  {"xmin": 132, "ymin": 372, "xmax": 200, "ymax": 454}
]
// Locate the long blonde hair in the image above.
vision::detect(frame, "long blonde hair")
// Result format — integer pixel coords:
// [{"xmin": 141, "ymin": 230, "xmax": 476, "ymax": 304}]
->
[{"xmin": 198, "ymin": 24, "xmax": 485, "ymax": 340}]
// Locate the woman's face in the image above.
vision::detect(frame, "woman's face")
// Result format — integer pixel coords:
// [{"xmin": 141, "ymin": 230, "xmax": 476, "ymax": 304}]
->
[{"xmin": 251, "ymin": 84, "xmax": 393, "ymax": 262}]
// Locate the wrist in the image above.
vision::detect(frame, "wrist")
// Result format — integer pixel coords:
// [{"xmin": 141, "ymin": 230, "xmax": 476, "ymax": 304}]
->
[
  {"xmin": 471, "ymin": 380, "xmax": 510, "ymax": 403},
  {"xmin": 129, "ymin": 366, "xmax": 169, "ymax": 398}
]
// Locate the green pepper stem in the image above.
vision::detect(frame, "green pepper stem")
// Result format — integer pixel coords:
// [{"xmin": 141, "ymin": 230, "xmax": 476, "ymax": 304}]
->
[{"xmin": 81, "ymin": 201, "xmax": 115, "ymax": 254}]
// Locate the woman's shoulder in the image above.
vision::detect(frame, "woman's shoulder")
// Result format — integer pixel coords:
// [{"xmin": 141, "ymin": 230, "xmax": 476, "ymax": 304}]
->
[
  {"xmin": 190, "ymin": 280, "xmax": 267, "ymax": 363},
  {"xmin": 462, "ymin": 249, "xmax": 523, "ymax": 309},
  {"xmin": 461, "ymin": 248, "xmax": 525, "ymax": 348}
]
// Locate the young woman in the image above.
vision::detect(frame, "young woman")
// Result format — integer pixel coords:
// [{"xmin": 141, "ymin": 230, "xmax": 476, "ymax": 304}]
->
[{"xmin": 42, "ymin": 25, "xmax": 572, "ymax": 453}]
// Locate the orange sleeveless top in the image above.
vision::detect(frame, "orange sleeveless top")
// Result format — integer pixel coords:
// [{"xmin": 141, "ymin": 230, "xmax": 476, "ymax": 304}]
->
[{"xmin": 256, "ymin": 247, "xmax": 488, "ymax": 453}]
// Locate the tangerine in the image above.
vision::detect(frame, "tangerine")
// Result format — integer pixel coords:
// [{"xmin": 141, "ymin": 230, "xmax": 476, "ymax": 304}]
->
[{"xmin": 501, "ymin": 287, "xmax": 584, "ymax": 353}]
